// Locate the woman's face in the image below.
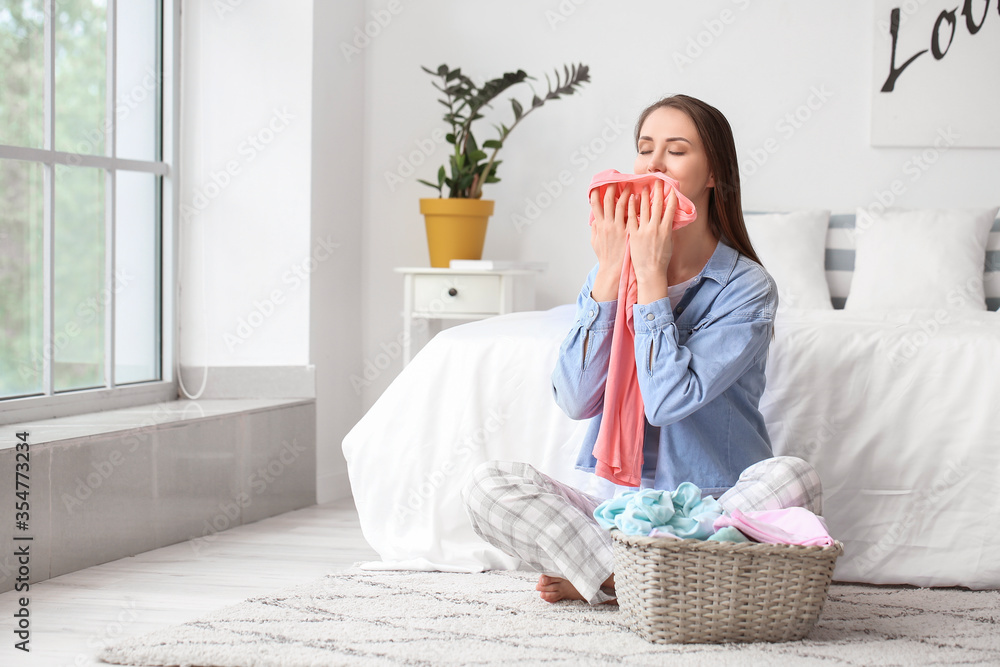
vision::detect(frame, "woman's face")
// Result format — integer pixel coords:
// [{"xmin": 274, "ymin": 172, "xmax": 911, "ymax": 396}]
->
[{"xmin": 633, "ymin": 106, "xmax": 714, "ymax": 206}]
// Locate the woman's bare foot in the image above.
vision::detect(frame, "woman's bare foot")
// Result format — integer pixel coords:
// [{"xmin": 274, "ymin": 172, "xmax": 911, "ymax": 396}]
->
[{"xmin": 535, "ymin": 573, "xmax": 616, "ymax": 604}]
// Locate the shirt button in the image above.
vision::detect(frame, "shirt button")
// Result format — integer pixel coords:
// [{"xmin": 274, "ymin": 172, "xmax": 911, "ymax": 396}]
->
[
  {"xmin": 646, "ymin": 313, "xmax": 655, "ymax": 321},
  {"xmin": 588, "ymin": 310, "xmax": 594, "ymax": 317}
]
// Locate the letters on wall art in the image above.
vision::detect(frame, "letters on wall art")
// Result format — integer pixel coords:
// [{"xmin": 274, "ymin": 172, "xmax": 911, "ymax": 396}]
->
[{"xmin": 872, "ymin": 0, "xmax": 1000, "ymax": 147}]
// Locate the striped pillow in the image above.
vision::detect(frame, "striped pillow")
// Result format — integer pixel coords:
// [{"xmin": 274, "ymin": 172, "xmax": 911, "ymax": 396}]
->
[{"xmin": 820, "ymin": 214, "xmax": 1000, "ymax": 310}]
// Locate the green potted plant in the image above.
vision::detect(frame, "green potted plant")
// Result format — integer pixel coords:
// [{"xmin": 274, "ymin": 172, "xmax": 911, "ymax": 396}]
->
[{"xmin": 418, "ymin": 63, "xmax": 590, "ymax": 267}]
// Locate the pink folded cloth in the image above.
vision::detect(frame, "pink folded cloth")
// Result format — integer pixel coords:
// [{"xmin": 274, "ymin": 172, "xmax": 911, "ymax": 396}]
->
[
  {"xmin": 712, "ymin": 507, "xmax": 835, "ymax": 547},
  {"xmin": 587, "ymin": 170, "xmax": 697, "ymax": 487}
]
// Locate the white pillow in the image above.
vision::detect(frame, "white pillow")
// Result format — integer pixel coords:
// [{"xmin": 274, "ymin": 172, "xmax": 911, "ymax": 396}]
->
[
  {"xmin": 845, "ymin": 207, "xmax": 998, "ymax": 311},
  {"xmin": 744, "ymin": 210, "xmax": 832, "ymax": 310}
]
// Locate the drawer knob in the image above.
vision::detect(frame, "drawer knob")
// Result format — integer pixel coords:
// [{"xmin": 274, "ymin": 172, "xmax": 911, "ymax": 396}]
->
[{"xmin": 448, "ymin": 287, "xmax": 458, "ymax": 297}]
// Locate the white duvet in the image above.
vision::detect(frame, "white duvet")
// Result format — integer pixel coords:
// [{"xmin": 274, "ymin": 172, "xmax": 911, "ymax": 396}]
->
[{"xmin": 342, "ymin": 305, "xmax": 1000, "ymax": 588}]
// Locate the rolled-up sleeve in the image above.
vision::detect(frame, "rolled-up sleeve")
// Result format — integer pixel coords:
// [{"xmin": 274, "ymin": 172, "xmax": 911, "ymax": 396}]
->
[
  {"xmin": 632, "ymin": 275, "xmax": 777, "ymax": 428},
  {"xmin": 551, "ymin": 264, "xmax": 618, "ymax": 420}
]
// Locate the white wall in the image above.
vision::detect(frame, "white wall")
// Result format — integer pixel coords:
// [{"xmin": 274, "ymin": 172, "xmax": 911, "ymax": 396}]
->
[
  {"xmin": 180, "ymin": 0, "xmax": 365, "ymax": 501},
  {"xmin": 179, "ymin": 1, "xmax": 313, "ymax": 369},
  {"xmin": 360, "ymin": 0, "xmax": 1000, "ymax": 408},
  {"xmin": 311, "ymin": 0, "xmax": 367, "ymax": 501}
]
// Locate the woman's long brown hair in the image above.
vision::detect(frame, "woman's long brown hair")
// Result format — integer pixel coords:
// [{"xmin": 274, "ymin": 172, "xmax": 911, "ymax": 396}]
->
[{"xmin": 634, "ymin": 95, "xmax": 764, "ymax": 269}]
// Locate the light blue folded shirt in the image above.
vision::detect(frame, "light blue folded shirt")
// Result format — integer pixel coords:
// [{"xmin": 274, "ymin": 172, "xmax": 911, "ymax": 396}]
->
[
  {"xmin": 707, "ymin": 526, "xmax": 749, "ymax": 543},
  {"xmin": 594, "ymin": 481, "xmax": 723, "ymax": 538}
]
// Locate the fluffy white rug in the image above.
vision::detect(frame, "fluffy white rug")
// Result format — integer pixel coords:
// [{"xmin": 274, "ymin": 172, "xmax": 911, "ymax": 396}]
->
[{"xmin": 99, "ymin": 568, "xmax": 1000, "ymax": 666}]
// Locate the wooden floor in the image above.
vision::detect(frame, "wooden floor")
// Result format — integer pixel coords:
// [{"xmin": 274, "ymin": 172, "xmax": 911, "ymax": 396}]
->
[{"xmin": 0, "ymin": 497, "xmax": 378, "ymax": 666}]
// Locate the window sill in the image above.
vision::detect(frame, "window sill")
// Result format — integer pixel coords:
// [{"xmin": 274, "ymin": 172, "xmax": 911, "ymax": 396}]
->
[
  {"xmin": 0, "ymin": 397, "xmax": 317, "ymax": 591},
  {"xmin": 0, "ymin": 398, "xmax": 313, "ymax": 450}
]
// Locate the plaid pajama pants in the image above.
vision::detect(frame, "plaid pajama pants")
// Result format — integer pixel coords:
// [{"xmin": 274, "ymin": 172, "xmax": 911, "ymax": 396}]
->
[{"xmin": 461, "ymin": 456, "xmax": 823, "ymax": 605}]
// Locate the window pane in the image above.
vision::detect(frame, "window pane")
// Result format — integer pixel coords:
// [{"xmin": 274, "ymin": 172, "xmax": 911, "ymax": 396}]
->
[
  {"xmin": 0, "ymin": 160, "xmax": 44, "ymax": 398},
  {"xmin": 114, "ymin": 171, "xmax": 159, "ymax": 384},
  {"xmin": 0, "ymin": 1, "xmax": 45, "ymax": 148},
  {"xmin": 116, "ymin": 0, "xmax": 159, "ymax": 161},
  {"xmin": 54, "ymin": 164, "xmax": 105, "ymax": 392},
  {"xmin": 55, "ymin": 0, "xmax": 107, "ymax": 155}
]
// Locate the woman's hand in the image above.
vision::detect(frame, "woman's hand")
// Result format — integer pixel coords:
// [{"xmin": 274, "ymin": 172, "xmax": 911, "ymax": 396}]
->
[
  {"xmin": 627, "ymin": 180, "xmax": 677, "ymax": 304},
  {"xmin": 589, "ymin": 184, "xmax": 630, "ymax": 301}
]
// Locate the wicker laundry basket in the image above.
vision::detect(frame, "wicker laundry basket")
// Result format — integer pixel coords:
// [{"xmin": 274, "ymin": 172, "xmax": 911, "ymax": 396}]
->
[{"xmin": 611, "ymin": 530, "xmax": 843, "ymax": 644}]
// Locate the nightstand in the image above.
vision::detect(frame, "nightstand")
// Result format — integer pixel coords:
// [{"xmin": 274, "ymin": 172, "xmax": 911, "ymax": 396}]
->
[{"xmin": 394, "ymin": 267, "xmax": 541, "ymax": 365}]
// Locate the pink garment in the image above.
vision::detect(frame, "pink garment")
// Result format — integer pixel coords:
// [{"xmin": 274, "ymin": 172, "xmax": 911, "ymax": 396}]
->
[
  {"xmin": 712, "ymin": 507, "xmax": 835, "ymax": 547},
  {"xmin": 587, "ymin": 169, "xmax": 697, "ymax": 487}
]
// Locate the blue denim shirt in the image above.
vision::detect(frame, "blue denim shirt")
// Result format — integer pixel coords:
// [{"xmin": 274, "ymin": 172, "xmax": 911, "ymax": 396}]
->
[{"xmin": 551, "ymin": 239, "xmax": 778, "ymax": 496}]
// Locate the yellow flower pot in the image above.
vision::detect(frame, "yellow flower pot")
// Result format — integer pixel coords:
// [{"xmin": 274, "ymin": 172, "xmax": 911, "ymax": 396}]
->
[{"xmin": 420, "ymin": 198, "xmax": 494, "ymax": 268}]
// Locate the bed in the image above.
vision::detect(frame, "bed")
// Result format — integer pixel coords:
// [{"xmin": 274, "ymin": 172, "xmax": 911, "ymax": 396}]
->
[{"xmin": 343, "ymin": 209, "xmax": 1000, "ymax": 588}]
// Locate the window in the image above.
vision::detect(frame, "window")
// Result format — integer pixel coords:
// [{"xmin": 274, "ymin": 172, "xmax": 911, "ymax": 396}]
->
[{"xmin": 0, "ymin": 0, "xmax": 176, "ymax": 418}]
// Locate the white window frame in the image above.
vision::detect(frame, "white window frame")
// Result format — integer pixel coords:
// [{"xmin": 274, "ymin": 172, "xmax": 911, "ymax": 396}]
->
[{"xmin": 0, "ymin": 0, "xmax": 179, "ymax": 424}]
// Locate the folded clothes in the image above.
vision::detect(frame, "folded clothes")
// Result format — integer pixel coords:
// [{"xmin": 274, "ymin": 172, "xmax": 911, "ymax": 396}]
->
[
  {"xmin": 647, "ymin": 528, "xmax": 682, "ymax": 539},
  {"xmin": 594, "ymin": 481, "xmax": 722, "ymax": 538},
  {"xmin": 587, "ymin": 169, "xmax": 698, "ymax": 489},
  {"xmin": 706, "ymin": 526, "xmax": 750, "ymax": 543},
  {"xmin": 713, "ymin": 507, "xmax": 834, "ymax": 547}
]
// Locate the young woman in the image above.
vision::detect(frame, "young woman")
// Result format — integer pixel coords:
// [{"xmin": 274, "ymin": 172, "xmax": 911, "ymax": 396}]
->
[{"xmin": 462, "ymin": 95, "xmax": 822, "ymax": 605}]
